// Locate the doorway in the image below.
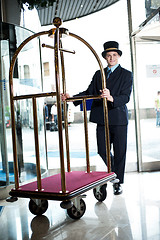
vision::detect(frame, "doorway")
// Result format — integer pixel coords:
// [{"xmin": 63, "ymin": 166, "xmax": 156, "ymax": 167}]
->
[{"xmin": 132, "ymin": 9, "xmax": 160, "ymax": 171}]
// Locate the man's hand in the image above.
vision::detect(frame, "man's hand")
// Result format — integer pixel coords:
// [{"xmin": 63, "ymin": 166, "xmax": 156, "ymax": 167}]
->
[
  {"xmin": 100, "ymin": 88, "xmax": 113, "ymax": 102},
  {"xmin": 61, "ymin": 93, "xmax": 70, "ymax": 101}
]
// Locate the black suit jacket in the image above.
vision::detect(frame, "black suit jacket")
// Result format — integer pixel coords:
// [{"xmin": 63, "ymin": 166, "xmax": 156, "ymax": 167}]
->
[{"xmin": 74, "ymin": 65, "xmax": 133, "ymax": 126}]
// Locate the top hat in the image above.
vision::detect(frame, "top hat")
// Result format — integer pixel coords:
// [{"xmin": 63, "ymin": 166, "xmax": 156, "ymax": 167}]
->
[{"xmin": 102, "ymin": 41, "xmax": 122, "ymax": 58}]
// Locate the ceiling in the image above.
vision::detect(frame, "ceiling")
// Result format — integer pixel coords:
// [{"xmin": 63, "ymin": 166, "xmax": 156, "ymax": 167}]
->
[
  {"xmin": 37, "ymin": 0, "xmax": 120, "ymax": 26},
  {"xmin": 135, "ymin": 22, "xmax": 160, "ymax": 42},
  {"xmin": 131, "ymin": 7, "xmax": 160, "ymax": 42}
]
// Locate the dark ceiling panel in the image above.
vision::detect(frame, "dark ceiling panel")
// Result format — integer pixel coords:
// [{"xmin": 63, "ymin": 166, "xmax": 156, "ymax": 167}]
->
[
  {"xmin": 65, "ymin": 0, "xmax": 76, "ymax": 20},
  {"xmin": 58, "ymin": 0, "xmax": 66, "ymax": 19},
  {"xmin": 71, "ymin": 0, "xmax": 83, "ymax": 20},
  {"xmin": 37, "ymin": 0, "xmax": 120, "ymax": 26},
  {"xmin": 78, "ymin": 0, "xmax": 92, "ymax": 17}
]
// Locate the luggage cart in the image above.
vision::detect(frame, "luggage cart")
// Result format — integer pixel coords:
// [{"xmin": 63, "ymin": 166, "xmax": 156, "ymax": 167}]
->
[{"xmin": 7, "ymin": 17, "xmax": 117, "ymax": 219}]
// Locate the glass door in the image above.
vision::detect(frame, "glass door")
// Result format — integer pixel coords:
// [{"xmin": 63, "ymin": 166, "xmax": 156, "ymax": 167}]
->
[
  {"xmin": 134, "ymin": 16, "xmax": 160, "ymax": 171},
  {"xmin": 0, "ymin": 22, "xmax": 48, "ymax": 189}
]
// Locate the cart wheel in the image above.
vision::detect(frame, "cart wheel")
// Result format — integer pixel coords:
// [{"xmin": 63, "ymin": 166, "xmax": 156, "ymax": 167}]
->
[
  {"xmin": 29, "ymin": 199, "xmax": 48, "ymax": 216},
  {"xmin": 93, "ymin": 184, "xmax": 107, "ymax": 202},
  {"xmin": 67, "ymin": 199, "xmax": 86, "ymax": 219}
]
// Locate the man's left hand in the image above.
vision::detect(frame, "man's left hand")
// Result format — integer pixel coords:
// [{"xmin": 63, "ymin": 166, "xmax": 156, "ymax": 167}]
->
[{"xmin": 100, "ymin": 88, "xmax": 113, "ymax": 102}]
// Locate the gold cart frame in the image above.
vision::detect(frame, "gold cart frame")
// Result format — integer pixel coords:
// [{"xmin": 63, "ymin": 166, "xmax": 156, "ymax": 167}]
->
[{"xmin": 8, "ymin": 19, "xmax": 116, "ymax": 214}]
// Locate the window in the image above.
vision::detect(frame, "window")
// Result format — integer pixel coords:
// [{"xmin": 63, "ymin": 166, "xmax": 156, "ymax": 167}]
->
[
  {"xmin": 24, "ymin": 65, "xmax": 30, "ymax": 79},
  {"xmin": 43, "ymin": 62, "xmax": 50, "ymax": 77}
]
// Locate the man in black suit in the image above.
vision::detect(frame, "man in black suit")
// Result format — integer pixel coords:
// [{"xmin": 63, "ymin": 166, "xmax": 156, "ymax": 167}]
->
[{"xmin": 62, "ymin": 41, "xmax": 133, "ymax": 195}]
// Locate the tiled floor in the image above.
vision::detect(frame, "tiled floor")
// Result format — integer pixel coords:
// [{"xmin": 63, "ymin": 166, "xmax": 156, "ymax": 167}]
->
[{"xmin": 0, "ymin": 171, "xmax": 159, "ymax": 240}]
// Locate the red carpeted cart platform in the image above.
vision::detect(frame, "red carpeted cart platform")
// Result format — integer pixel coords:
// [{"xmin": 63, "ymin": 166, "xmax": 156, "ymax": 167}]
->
[
  {"xmin": 9, "ymin": 171, "xmax": 116, "ymax": 219},
  {"xmin": 10, "ymin": 171, "xmax": 115, "ymax": 201},
  {"xmin": 10, "ymin": 171, "xmax": 116, "ymax": 201},
  {"xmin": 7, "ymin": 17, "xmax": 117, "ymax": 219}
]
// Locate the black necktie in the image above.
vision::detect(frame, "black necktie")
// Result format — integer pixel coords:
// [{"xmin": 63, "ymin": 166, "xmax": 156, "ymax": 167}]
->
[{"xmin": 107, "ymin": 69, "xmax": 112, "ymax": 79}]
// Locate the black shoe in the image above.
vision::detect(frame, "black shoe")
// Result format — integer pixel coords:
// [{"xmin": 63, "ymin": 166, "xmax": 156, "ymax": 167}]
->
[{"xmin": 113, "ymin": 183, "xmax": 123, "ymax": 195}]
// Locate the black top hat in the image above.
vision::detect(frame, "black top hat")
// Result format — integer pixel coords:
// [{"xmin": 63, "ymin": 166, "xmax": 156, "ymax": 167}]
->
[{"xmin": 102, "ymin": 41, "xmax": 122, "ymax": 58}]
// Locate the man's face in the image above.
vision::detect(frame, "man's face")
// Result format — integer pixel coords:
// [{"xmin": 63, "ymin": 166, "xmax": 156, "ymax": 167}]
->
[{"xmin": 105, "ymin": 51, "xmax": 120, "ymax": 67}]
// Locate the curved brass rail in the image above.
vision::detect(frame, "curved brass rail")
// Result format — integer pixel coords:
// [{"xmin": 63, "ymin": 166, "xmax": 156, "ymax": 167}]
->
[{"xmin": 9, "ymin": 29, "xmax": 55, "ymax": 189}]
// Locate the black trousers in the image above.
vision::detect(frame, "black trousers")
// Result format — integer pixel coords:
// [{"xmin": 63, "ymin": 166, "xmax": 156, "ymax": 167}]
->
[{"xmin": 96, "ymin": 124, "xmax": 128, "ymax": 184}]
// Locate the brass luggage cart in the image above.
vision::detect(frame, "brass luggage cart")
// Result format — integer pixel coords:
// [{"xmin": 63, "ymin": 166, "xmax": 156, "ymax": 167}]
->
[{"xmin": 7, "ymin": 17, "xmax": 117, "ymax": 219}]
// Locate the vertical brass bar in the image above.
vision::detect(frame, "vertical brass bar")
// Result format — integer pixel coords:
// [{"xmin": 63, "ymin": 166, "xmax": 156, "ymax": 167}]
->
[
  {"xmin": 101, "ymin": 68, "xmax": 111, "ymax": 172},
  {"xmin": 60, "ymin": 40, "xmax": 71, "ymax": 172},
  {"xmin": 64, "ymin": 101, "xmax": 70, "ymax": 172},
  {"xmin": 32, "ymin": 97, "xmax": 42, "ymax": 191},
  {"xmin": 103, "ymin": 98, "xmax": 111, "ymax": 172},
  {"xmin": 9, "ymin": 64, "xmax": 19, "ymax": 189},
  {"xmin": 83, "ymin": 99, "xmax": 90, "ymax": 173},
  {"xmin": 43, "ymin": 104, "xmax": 48, "ymax": 170},
  {"xmin": 54, "ymin": 27, "xmax": 66, "ymax": 193}
]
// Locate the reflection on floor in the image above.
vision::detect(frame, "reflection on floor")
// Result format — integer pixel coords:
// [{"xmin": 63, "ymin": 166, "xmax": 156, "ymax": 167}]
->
[
  {"xmin": 0, "ymin": 171, "xmax": 159, "ymax": 240},
  {"xmin": 0, "ymin": 162, "xmax": 45, "ymax": 187},
  {"xmin": 0, "ymin": 206, "xmax": 4, "ymax": 216}
]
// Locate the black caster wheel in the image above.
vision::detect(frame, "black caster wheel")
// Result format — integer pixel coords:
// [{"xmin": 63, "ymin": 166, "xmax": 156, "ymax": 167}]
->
[
  {"xmin": 29, "ymin": 199, "xmax": 48, "ymax": 216},
  {"xmin": 93, "ymin": 184, "xmax": 107, "ymax": 202},
  {"xmin": 67, "ymin": 199, "xmax": 86, "ymax": 219}
]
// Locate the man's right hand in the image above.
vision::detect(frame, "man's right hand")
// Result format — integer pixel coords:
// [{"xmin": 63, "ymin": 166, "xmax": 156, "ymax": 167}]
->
[{"xmin": 61, "ymin": 93, "xmax": 70, "ymax": 101}]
